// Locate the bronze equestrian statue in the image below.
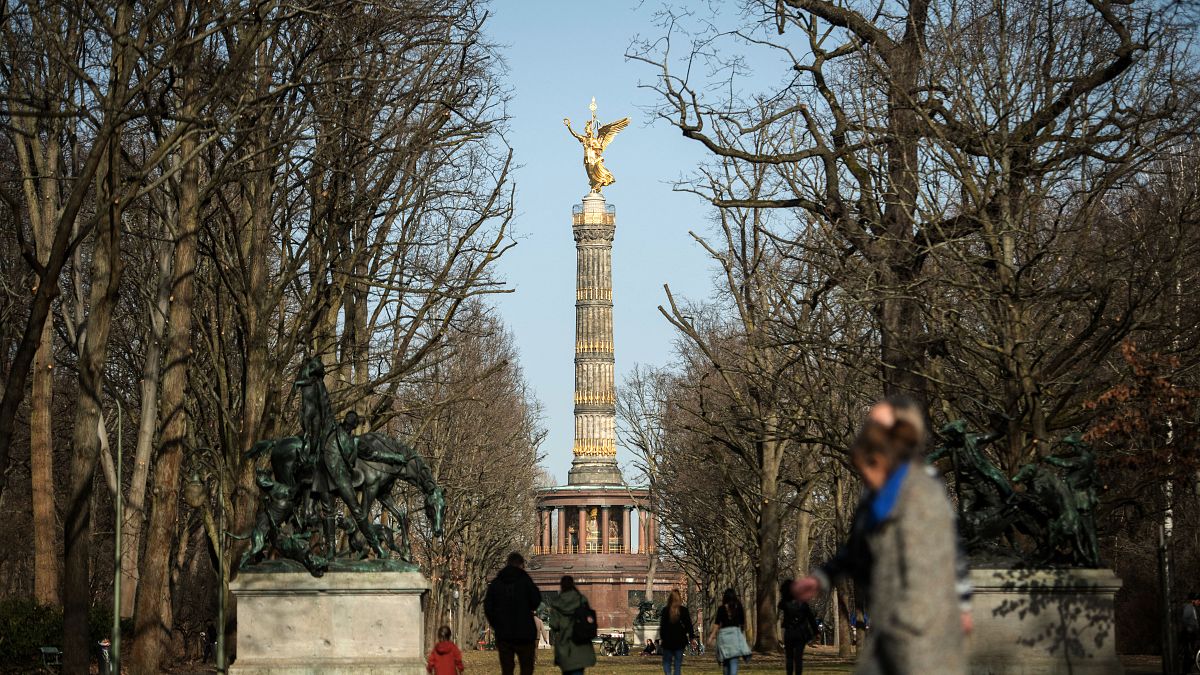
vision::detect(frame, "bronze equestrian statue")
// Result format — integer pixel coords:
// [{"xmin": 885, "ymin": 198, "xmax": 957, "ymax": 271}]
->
[{"xmin": 239, "ymin": 357, "xmax": 446, "ymax": 573}]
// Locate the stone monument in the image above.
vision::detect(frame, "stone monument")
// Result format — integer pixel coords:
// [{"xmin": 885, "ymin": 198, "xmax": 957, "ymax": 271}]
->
[
  {"xmin": 932, "ymin": 424, "xmax": 1123, "ymax": 674},
  {"xmin": 528, "ymin": 100, "xmax": 683, "ymax": 635},
  {"xmin": 561, "ymin": 97, "xmax": 628, "ymax": 486},
  {"xmin": 231, "ymin": 357, "xmax": 444, "ymax": 674}
]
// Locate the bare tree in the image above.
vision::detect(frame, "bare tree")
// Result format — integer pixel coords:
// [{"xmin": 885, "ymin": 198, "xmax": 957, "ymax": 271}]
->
[{"xmin": 631, "ymin": 0, "xmax": 1199, "ymax": 416}]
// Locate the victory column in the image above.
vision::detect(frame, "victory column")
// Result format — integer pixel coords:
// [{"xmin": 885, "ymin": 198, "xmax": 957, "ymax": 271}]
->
[{"xmin": 528, "ymin": 100, "xmax": 681, "ymax": 638}]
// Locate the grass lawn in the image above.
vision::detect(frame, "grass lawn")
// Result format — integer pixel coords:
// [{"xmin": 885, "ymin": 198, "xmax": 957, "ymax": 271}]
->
[{"xmin": 462, "ymin": 645, "xmax": 855, "ymax": 674}]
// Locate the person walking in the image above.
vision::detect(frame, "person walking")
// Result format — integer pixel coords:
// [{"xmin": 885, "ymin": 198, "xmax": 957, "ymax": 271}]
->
[
  {"xmin": 427, "ymin": 625, "xmax": 466, "ymax": 675},
  {"xmin": 548, "ymin": 575, "xmax": 597, "ymax": 675},
  {"xmin": 792, "ymin": 397, "xmax": 966, "ymax": 674},
  {"xmin": 1181, "ymin": 592, "xmax": 1200, "ymax": 675},
  {"xmin": 484, "ymin": 552, "xmax": 542, "ymax": 675},
  {"xmin": 707, "ymin": 588, "xmax": 752, "ymax": 675},
  {"xmin": 779, "ymin": 580, "xmax": 818, "ymax": 675},
  {"xmin": 658, "ymin": 589, "xmax": 695, "ymax": 675}
]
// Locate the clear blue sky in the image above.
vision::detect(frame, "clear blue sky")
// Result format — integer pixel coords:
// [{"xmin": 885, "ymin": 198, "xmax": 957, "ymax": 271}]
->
[{"xmin": 487, "ymin": 1, "xmax": 721, "ymax": 484}]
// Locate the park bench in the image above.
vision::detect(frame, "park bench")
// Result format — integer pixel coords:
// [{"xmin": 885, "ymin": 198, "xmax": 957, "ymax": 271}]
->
[{"xmin": 39, "ymin": 646, "xmax": 62, "ymax": 668}]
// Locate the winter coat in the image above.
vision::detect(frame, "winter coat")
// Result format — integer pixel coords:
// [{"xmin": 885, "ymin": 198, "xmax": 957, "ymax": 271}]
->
[
  {"xmin": 548, "ymin": 589, "xmax": 597, "ymax": 672},
  {"xmin": 484, "ymin": 564, "xmax": 543, "ymax": 644},
  {"xmin": 658, "ymin": 605, "xmax": 696, "ymax": 651},
  {"xmin": 813, "ymin": 461, "xmax": 966, "ymax": 675},
  {"xmin": 426, "ymin": 640, "xmax": 464, "ymax": 675},
  {"xmin": 779, "ymin": 599, "xmax": 818, "ymax": 647}
]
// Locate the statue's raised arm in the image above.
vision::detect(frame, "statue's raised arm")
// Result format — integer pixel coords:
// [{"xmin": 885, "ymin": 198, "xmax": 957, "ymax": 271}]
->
[{"xmin": 564, "ymin": 117, "xmax": 585, "ymax": 142}]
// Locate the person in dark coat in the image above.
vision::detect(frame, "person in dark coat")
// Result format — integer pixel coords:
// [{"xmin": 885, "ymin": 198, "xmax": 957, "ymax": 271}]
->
[
  {"xmin": 484, "ymin": 552, "xmax": 543, "ymax": 675},
  {"xmin": 657, "ymin": 589, "xmax": 695, "ymax": 675},
  {"xmin": 778, "ymin": 580, "xmax": 819, "ymax": 675}
]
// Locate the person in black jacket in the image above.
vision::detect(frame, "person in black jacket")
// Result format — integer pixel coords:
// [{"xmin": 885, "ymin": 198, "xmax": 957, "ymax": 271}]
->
[
  {"xmin": 657, "ymin": 589, "xmax": 695, "ymax": 675},
  {"xmin": 778, "ymin": 579, "xmax": 819, "ymax": 675},
  {"xmin": 484, "ymin": 552, "xmax": 543, "ymax": 675}
]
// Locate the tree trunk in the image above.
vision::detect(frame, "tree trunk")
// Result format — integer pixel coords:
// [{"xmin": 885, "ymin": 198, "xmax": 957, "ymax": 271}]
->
[
  {"xmin": 226, "ymin": 103, "xmax": 277, "ymax": 659},
  {"xmin": 31, "ymin": 292, "xmax": 60, "ymax": 606},
  {"xmin": 63, "ymin": 152, "xmax": 126, "ymax": 674},
  {"xmin": 754, "ymin": 471, "xmax": 781, "ymax": 652},
  {"xmin": 121, "ymin": 236, "xmax": 172, "ymax": 617},
  {"xmin": 794, "ymin": 493, "xmax": 812, "ymax": 579},
  {"xmin": 878, "ymin": 6, "xmax": 930, "ymax": 402},
  {"xmin": 130, "ymin": 92, "xmax": 201, "ymax": 674},
  {"xmin": 753, "ymin": 429, "xmax": 782, "ymax": 653},
  {"xmin": 18, "ymin": 111, "xmax": 65, "ymax": 608},
  {"xmin": 835, "ymin": 580, "xmax": 853, "ymax": 658}
]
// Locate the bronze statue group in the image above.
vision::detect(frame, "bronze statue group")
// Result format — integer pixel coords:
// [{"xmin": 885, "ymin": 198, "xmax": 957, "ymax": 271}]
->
[{"xmin": 238, "ymin": 357, "xmax": 445, "ymax": 575}]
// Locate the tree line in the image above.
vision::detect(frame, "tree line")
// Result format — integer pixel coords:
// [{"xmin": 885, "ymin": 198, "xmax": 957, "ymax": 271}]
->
[
  {"xmin": 622, "ymin": 0, "xmax": 1200, "ymax": 654},
  {"xmin": 0, "ymin": 0, "xmax": 541, "ymax": 672}
]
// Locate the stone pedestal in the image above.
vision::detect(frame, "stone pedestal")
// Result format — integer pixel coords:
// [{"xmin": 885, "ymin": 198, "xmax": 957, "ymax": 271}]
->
[
  {"xmin": 231, "ymin": 571, "xmax": 429, "ymax": 674},
  {"xmin": 968, "ymin": 568, "xmax": 1123, "ymax": 675}
]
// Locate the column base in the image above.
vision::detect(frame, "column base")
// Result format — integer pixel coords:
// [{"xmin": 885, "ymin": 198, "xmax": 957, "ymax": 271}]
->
[{"xmin": 568, "ymin": 458, "xmax": 623, "ymax": 486}]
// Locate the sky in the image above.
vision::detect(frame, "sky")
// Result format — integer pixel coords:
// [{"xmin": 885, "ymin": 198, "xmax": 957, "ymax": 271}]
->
[{"xmin": 486, "ymin": 1, "xmax": 723, "ymax": 484}]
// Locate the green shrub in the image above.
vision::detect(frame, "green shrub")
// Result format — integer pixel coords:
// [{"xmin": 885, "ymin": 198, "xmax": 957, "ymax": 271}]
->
[
  {"xmin": 0, "ymin": 599, "xmax": 131, "ymax": 670},
  {"xmin": 0, "ymin": 599, "xmax": 63, "ymax": 667}
]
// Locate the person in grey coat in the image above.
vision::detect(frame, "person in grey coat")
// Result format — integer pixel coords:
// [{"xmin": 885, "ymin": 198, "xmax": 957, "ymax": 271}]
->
[{"xmin": 793, "ymin": 398, "xmax": 966, "ymax": 675}]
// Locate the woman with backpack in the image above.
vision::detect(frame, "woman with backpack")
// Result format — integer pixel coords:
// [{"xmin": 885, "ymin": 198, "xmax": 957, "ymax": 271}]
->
[
  {"xmin": 548, "ymin": 575, "xmax": 597, "ymax": 675},
  {"xmin": 658, "ymin": 589, "xmax": 695, "ymax": 675},
  {"xmin": 706, "ymin": 588, "xmax": 752, "ymax": 675},
  {"xmin": 778, "ymin": 580, "xmax": 819, "ymax": 675}
]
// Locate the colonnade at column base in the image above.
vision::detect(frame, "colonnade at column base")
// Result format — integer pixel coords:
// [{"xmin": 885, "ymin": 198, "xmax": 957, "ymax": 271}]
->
[{"xmin": 528, "ymin": 482, "xmax": 682, "ymax": 632}]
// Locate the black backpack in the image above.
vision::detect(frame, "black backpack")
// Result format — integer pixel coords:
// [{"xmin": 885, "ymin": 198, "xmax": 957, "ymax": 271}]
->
[{"xmin": 570, "ymin": 601, "xmax": 598, "ymax": 645}]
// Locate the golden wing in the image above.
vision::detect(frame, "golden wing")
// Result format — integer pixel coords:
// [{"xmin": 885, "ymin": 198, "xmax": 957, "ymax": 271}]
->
[{"xmin": 597, "ymin": 117, "xmax": 631, "ymax": 150}]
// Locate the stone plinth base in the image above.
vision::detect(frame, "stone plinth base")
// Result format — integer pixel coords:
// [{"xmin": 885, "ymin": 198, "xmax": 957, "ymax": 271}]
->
[
  {"xmin": 632, "ymin": 625, "xmax": 660, "ymax": 645},
  {"xmin": 968, "ymin": 568, "xmax": 1123, "ymax": 675},
  {"xmin": 567, "ymin": 459, "xmax": 623, "ymax": 486},
  {"xmin": 231, "ymin": 570, "xmax": 429, "ymax": 674}
]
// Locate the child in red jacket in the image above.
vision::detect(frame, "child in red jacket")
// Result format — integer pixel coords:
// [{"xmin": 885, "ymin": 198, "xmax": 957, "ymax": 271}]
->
[{"xmin": 427, "ymin": 625, "xmax": 465, "ymax": 675}]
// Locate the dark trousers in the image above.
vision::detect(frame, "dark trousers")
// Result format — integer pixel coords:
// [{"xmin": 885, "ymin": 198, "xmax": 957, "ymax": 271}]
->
[
  {"xmin": 784, "ymin": 642, "xmax": 807, "ymax": 675},
  {"xmin": 661, "ymin": 647, "xmax": 684, "ymax": 675},
  {"xmin": 497, "ymin": 639, "xmax": 536, "ymax": 675},
  {"xmin": 1181, "ymin": 632, "xmax": 1199, "ymax": 675}
]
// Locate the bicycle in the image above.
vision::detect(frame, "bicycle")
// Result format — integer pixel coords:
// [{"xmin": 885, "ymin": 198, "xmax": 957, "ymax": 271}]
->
[{"xmin": 599, "ymin": 633, "xmax": 629, "ymax": 657}]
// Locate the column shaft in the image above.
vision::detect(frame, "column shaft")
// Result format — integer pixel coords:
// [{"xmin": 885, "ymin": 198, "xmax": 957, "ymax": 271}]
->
[
  {"xmin": 600, "ymin": 507, "xmax": 610, "ymax": 553},
  {"xmin": 578, "ymin": 507, "xmax": 587, "ymax": 554},
  {"xmin": 623, "ymin": 507, "xmax": 632, "ymax": 554},
  {"xmin": 557, "ymin": 508, "xmax": 566, "ymax": 554}
]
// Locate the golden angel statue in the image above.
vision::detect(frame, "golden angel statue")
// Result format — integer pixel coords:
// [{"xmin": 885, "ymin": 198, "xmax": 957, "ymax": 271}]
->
[{"xmin": 564, "ymin": 98, "xmax": 630, "ymax": 193}]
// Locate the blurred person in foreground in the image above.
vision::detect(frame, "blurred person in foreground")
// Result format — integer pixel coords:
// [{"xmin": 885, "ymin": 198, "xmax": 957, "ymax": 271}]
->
[
  {"xmin": 792, "ymin": 398, "xmax": 966, "ymax": 674},
  {"xmin": 1181, "ymin": 592, "xmax": 1200, "ymax": 675}
]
